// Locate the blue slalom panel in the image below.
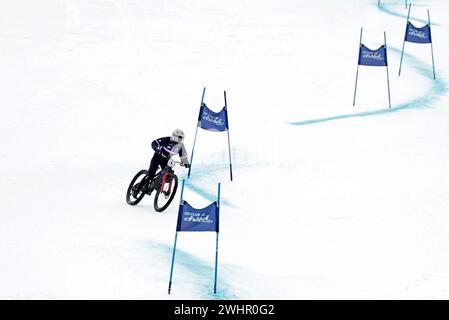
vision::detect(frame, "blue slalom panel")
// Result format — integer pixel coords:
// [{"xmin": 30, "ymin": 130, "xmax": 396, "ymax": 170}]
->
[
  {"xmin": 176, "ymin": 201, "xmax": 220, "ymax": 232},
  {"xmin": 358, "ymin": 44, "xmax": 388, "ymax": 67},
  {"xmin": 405, "ymin": 22, "xmax": 432, "ymax": 43},
  {"xmin": 198, "ymin": 104, "xmax": 228, "ymax": 132}
]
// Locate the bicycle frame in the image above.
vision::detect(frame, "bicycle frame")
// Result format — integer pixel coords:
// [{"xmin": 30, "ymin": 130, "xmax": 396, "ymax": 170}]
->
[
  {"xmin": 128, "ymin": 159, "xmax": 182, "ymax": 207},
  {"xmin": 149, "ymin": 159, "xmax": 182, "ymax": 194}
]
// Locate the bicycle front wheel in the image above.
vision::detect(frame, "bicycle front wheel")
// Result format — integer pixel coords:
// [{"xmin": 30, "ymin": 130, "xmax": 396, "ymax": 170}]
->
[{"xmin": 154, "ymin": 174, "xmax": 178, "ymax": 212}]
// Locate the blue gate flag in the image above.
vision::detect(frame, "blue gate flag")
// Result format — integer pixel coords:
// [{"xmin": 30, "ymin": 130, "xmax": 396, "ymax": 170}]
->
[
  {"xmin": 198, "ymin": 103, "xmax": 228, "ymax": 132},
  {"xmin": 353, "ymin": 29, "xmax": 391, "ymax": 108},
  {"xmin": 176, "ymin": 201, "xmax": 220, "ymax": 232},
  {"xmin": 168, "ymin": 181, "xmax": 222, "ymax": 295},
  {"xmin": 405, "ymin": 22, "xmax": 432, "ymax": 43},
  {"xmin": 358, "ymin": 45, "xmax": 388, "ymax": 67},
  {"xmin": 398, "ymin": 5, "xmax": 436, "ymax": 79}
]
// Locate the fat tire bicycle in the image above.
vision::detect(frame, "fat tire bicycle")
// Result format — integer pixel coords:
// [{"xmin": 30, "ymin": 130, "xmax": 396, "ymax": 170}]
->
[{"xmin": 126, "ymin": 159, "xmax": 183, "ymax": 212}]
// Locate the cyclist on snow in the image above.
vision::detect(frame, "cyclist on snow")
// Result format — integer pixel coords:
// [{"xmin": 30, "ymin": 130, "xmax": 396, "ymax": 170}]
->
[{"xmin": 149, "ymin": 129, "xmax": 190, "ymax": 183}]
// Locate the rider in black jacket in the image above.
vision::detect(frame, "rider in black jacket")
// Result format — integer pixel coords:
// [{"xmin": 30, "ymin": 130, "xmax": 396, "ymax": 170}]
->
[{"xmin": 149, "ymin": 129, "xmax": 190, "ymax": 182}]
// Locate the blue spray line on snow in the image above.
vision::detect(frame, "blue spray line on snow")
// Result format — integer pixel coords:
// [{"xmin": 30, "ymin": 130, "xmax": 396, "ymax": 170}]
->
[
  {"xmin": 377, "ymin": 2, "xmax": 440, "ymax": 26},
  {"xmin": 289, "ymin": 1, "xmax": 447, "ymax": 127},
  {"xmin": 149, "ymin": 241, "xmax": 239, "ymax": 299},
  {"xmin": 289, "ymin": 47, "xmax": 447, "ymax": 127},
  {"xmin": 185, "ymin": 181, "xmax": 221, "ymax": 204},
  {"xmin": 180, "ymin": 164, "xmax": 236, "ymax": 208},
  {"xmin": 183, "ymin": 161, "xmax": 256, "ymax": 207}
]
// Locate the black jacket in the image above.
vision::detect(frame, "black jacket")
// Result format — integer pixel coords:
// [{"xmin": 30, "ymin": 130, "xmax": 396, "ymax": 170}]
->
[{"xmin": 151, "ymin": 137, "xmax": 189, "ymax": 165}]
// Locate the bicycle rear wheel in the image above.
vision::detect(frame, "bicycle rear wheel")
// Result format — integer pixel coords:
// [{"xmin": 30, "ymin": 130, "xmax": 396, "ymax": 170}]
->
[
  {"xmin": 126, "ymin": 170, "xmax": 149, "ymax": 205},
  {"xmin": 154, "ymin": 174, "xmax": 178, "ymax": 212}
]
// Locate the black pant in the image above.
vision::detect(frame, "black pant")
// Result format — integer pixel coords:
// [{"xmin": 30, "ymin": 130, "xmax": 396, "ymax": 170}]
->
[{"xmin": 148, "ymin": 153, "xmax": 168, "ymax": 181}]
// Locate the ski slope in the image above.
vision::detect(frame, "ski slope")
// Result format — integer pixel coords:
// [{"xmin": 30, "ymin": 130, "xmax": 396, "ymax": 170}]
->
[{"xmin": 1, "ymin": 0, "xmax": 449, "ymax": 299}]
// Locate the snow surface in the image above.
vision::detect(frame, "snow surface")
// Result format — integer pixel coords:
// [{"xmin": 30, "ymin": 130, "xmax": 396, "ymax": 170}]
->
[{"xmin": 1, "ymin": 0, "xmax": 449, "ymax": 299}]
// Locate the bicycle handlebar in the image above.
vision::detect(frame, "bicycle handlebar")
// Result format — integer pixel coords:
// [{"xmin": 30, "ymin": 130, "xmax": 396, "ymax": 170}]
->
[{"xmin": 167, "ymin": 158, "xmax": 187, "ymax": 168}]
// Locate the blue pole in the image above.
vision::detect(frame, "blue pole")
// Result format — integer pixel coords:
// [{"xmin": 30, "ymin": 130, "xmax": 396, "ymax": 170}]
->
[
  {"xmin": 188, "ymin": 128, "xmax": 199, "ymax": 179},
  {"xmin": 353, "ymin": 69, "xmax": 360, "ymax": 106},
  {"xmin": 188, "ymin": 87, "xmax": 206, "ymax": 178},
  {"xmin": 179, "ymin": 178, "xmax": 186, "ymax": 203},
  {"xmin": 214, "ymin": 232, "xmax": 219, "ymax": 294},
  {"xmin": 213, "ymin": 182, "xmax": 220, "ymax": 294},
  {"xmin": 428, "ymin": 10, "xmax": 436, "ymax": 80},
  {"xmin": 353, "ymin": 27, "xmax": 363, "ymax": 106},
  {"xmin": 217, "ymin": 182, "xmax": 221, "ymax": 205},
  {"xmin": 399, "ymin": 4, "xmax": 411, "ymax": 76},
  {"xmin": 384, "ymin": 32, "xmax": 392, "ymax": 109},
  {"xmin": 168, "ymin": 179, "xmax": 186, "ymax": 295},
  {"xmin": 224, "ymin": 91, "xmax": 233, "ymax": 181},
  {"xmin": 168, "ymin": 232, "xmax": 179, "ymax": 295}
]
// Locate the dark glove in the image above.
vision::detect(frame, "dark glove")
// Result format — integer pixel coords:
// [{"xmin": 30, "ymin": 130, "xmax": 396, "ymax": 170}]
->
[{"xmin": 184, "ymin": 163, "xmax": 191, "ymax": 169}]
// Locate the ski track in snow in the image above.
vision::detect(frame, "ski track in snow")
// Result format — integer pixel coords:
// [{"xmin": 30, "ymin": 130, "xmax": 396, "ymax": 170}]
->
[{"xmin": 289, "ymin": 3, "xmax": 447, "ymax": 127}]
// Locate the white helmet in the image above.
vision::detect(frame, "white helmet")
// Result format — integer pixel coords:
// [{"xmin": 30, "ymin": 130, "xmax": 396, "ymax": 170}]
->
[{"xmin": 171, "ymin": 128, "xmax": 185, "ymax": 143}]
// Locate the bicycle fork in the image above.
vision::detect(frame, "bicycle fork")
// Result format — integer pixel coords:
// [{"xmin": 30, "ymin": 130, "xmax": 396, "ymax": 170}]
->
[{"xmin": 161, "ymin": 173, "xmax": 173, "ymax": 196}]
